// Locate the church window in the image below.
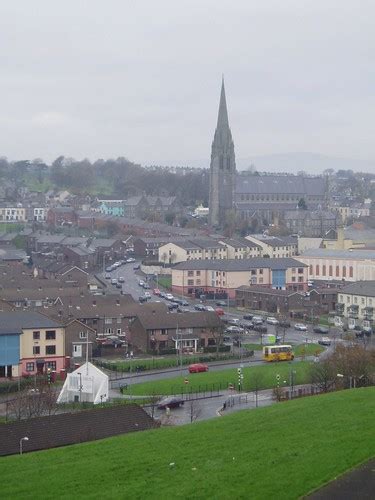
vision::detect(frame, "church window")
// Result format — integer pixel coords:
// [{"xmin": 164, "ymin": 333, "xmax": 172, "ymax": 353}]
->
[
  {"xmin": 246, "ymin": 195, "xmax": 250, "ymax": 201},
  {"xmin": 226, "ymin": 157, "xmax": 231, "ymax": 170},
  {"xmin": 219, "ymin": 156, "xmax": 224, "ymax": 169}
]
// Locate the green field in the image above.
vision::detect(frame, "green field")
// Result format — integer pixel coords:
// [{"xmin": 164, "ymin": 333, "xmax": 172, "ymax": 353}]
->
[
  {"xmin": 123, "ymin": 360, "xmax": 312, "ymax": 396},
  {"xmin": 293, "ymin": 343, "xmax": 324, "ymax": 356},
  {"xmin": 1, "ymin": 388, "xmax": 374, "ymax": 499}
]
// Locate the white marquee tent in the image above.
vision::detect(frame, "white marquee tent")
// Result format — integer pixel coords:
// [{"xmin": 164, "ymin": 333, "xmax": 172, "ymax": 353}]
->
[{"xmin": 57, "ymin": 362, "xmax": 109, "ymax": 405}]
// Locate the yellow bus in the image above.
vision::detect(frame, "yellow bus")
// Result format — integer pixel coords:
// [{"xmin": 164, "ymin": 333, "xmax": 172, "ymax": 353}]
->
[{"xmin": 263, "ymin": 345, "xmax": 294, "ymax": 362}]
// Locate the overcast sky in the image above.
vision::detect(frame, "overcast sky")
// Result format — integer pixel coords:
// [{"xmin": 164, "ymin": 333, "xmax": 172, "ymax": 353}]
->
[{"xmin": 1, "ymin": 1, "xmax": 374, "ymax": 169}]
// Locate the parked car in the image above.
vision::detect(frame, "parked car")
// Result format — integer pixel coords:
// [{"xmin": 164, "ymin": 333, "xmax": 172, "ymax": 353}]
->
[
  {"xmin": 313, "ymin": 326, "xmax": 329, "ymax": 334},
  {"xmin": 111, "ymin": 278, "xmax": 117, "ymax": 285},
  {"xmin": 126, "ymin": 257, "xmax": 136, "ymax": 263},
  {"xmin": 116, "ymin": 282, "xmax": 122, "ymax": 289},
  {"xmin": 294, "ymin": 323, "xmax": 308, "ymax": 331},
  {"xmin": 318, "ymin": 337, "xmax": 331, "ymax": 346},
  {"xmin": 194, "ymin": 304, "xmax": 206, "ymax": 311},
  {"xmin": 279, "ymin": 320, "xmax": 291, "ymax": 328},
  {"xmin": 105, "ymin": 266, "xmax": 113, "ymax": 272},
  {"xmin": 143, "ymin": 283, "xmax": 150, "ymax": 290},
  {"xmin": 204, "ymin": 306, "xmax": 215, "ymax": 312},
  {"xmin": 216, "ymin": 300, "xmax": 227, "ymax": 307},
  {"xmin": 157, "ymin": 396, "xmax": 185, "ymax": 409},
  {"xmin": 133, "ymin": 264, "xmax": 140, "ymax": 270},
  {"xmin": 225, "ymin": 326, "xmax": 244, "ymax": 334},
  {"xmin": 239, "ymin": 320, "xmax": 253, "ymax": 329},
  {"xmin": 266, "ymin": 317, "xmax": 279, "ymax": 325},
  {"xmin": 118, "ymin": 276, "xmax": 125, "ymax": 283},
  {"xmin": 243, "ymin": 313, "xmax": 253, "ymax": 320},
  {"xmin": 165, "ymin": 293, "xmax": 174, "ymax": 301},
  {"xmin": 227, "ymin": 317, "xmax": 240, "ymax": 326},
  {"xmin": 105, "ymin": 273, "xmax": 111, "ymax": 279},
  {"xmin": 180, "ymin": 300, "xmax": 189, "ymax": 306},
  {"xmin": 138, "ymin": 280, "xmax": 145, "ymax": 287},
  {"xmin": 215, "ymin": 308, "xmax": 225, "ymax": 316},
  {"xmin": 139, "ymin": 295, "xmax": 148, "ymax": 303},
  {"xmin": 252, "ymin": 316, "xmax": 264, "ymax": 325},
  {"xmin": 168, "ymin": 302, "xmax": 178, "ymax": 310},
  {"xmin": 153, "ymin": 288, "xmax": 161, "ymax": 295},
  {"xmin": 144, "ymin": 291, "xmax": 151, "ymax": 298},
  {"xmin": 188, "ymin": 363, "xmax": 208, "ymax": 373},
  {"xmin": 254, "ymin": 324, "xmax": 267, "ymax": 333}
]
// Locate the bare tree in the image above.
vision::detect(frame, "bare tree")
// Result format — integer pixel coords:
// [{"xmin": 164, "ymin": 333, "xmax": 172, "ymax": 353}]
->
[
  {"xmin": 310, "ymin": 359, "xmax": 336, "ymax": 393},
  {"xmin": 188, "ymin": 400, "xmax": 202, "ymax": 423},
  {"xmin": 251, "ymin": 371, "xmax": 264, "ymax": 408}
]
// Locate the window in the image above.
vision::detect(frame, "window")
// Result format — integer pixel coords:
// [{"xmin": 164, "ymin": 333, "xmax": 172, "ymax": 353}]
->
[
  {"xmin": 329, "ymin": 265, "xmax": 333, "ymax": 277},
  {"xmin": 105, "ymin": 328, "xmax": 112, "ymax": 334},
  {"xmin": 45, "ymin": 330, "xmax": 56, "ymax": 340},
  {"xmin": 187, "ymin": 279, "xmax": 194, "ymax": 286},
  {"xmin": 46, "ymin": 345, "xmax": 56, "ymax": 355},
  {"xmin": 342, "ymin": 266, "xmax": 346, "ymax": 278},
  {"xmin": 196, "ymin": 271, "xmax": 201, "ymax": 276},
  {"xmin": 361, "ymin": 298, "xmax": 365, "ymax": 305},
  {"xmin": 298, "ymin": 276, "xmax": 303, "ymax": 282},
  {"xmin": 347, "ymin": 296, "xmax": 350, "ymax": 303},
  {"xmin": 354, "ymin": 297, "xmax": 357, "ymax": 304},
  {"xmin": 46, "ymin": 361, "xmax": 56, "ymax": 371},
  {"xmin": 309, "ymin": 265, "xmax": 313, "ymax": 274},
  {"xmin": 188, "ymin": 270, "xmax": 194, "ymax": 277},
  {"xmin": 349, "ymin": 266, "xmax": 353, "ymax": 278},
  {"xmin": 79, "ymin": 332, "xmax": 87, "ymax": 339},
  {"xmin": 259, "ymin": 269, "xmax": 263, "ymax": 275},
  {"xmin": 336, "ymin": 266, "xmax": 340, "ymax": 277},
  {"xmin": 33, "ymin": 346, "xmax": 40, "ymax": 355},
  {"xmin": 33, "ymin": 331, "xmax": 40, "ymax": 340},
  {"xmin": 322, "ymin": 265, "xmax": 326, "ymax": 275},
  {"xmin": 196, "ymin": 279, "xmax": 201, "ymax": 285},
  {"xmin": 316, "ymin": 265, "xmax": 320, "ymax": 276},
  {"xmin": 26, "ymin": 362, "xmax": 34, "ymax": 372},
  {"xmin": 292, "ymin": 276, "xmax": 296, "ymax": 282},
  {"xmin": 292, "ymin": 268, "xmax": 296, "ymax": 273},
  {"xmin": 339, "ymin": 295, "xmax": 343, "ymax": 301},
  {"xmin": 117, "ymin": 328, "xmax": 121, "ymax": 335},
  {"xmin": 105, "ymin": 318, "xmax": 112, "ymax": 324}
]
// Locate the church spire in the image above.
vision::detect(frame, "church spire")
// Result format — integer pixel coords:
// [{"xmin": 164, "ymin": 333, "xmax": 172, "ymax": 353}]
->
[{"xmin": 217, "ymin": 77, "xmax": 229, "ymax": 129}]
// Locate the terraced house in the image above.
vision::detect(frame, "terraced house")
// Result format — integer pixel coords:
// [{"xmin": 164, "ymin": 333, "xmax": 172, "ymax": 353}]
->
[
  {"xmin": 334, "ymin": 281, "xmax": 375, "ymax": 331},
  {"xmin": 172, "ymin": 258, "xmax": 308, "ymax": 299}
]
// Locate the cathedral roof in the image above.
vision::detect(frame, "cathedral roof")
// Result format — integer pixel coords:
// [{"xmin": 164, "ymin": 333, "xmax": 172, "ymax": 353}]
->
[{"xmin": 235, "ymin": 174, "xmax": 326, "ymax": 196}]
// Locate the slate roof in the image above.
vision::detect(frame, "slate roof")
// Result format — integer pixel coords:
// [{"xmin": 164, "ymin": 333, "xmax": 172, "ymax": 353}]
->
[
  {"xmin": 0, "ymin": 248, "xmax": 27, "ymax": 261},
  {"xmin": 340, "ymin": 281, "xmax": 375, "ymax": 297},
  {"xmin": 0, "ymin": 311, "xmax": 61, "ymax": 335},
  {"xmin": 236, "ymin": 285, "xmax": 302, "ymax": 297},
  {"xmin": 0, "ymin": 405, "xmax": 158, "ymax": 456},
  {"xmin": 300, "ymin": 249, "xmax": 375, "ymax": 259},
  {"xmin": 174, "ymin": 258, "xmax": 307, "ymax": 271},
  {"xmin": 220, "ymin": 237, "xmax": 261, "ymax": 249},
  {"xmin": 135, "ymin": 310, "xmax": 223, "ymax": 330},
  {"xmin": 89, "ymin": 238, "xmax": 118, "ymax": 249},
  {"xmin": 236, "ymin": 174, "xmax": 326, "ymax": 196}
]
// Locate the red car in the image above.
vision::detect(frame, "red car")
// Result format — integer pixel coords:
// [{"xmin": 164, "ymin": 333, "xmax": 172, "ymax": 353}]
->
[
  {"xmin": 188, "ymin": 363, "xmax": 209, "ymax": 373},
  {"xmin": 215, "ymin": 307, "xmax": 225, "ymax": 316},
  {"xmin": 153, "ymin": 288, "xmax": 161, "ymax": 295}
]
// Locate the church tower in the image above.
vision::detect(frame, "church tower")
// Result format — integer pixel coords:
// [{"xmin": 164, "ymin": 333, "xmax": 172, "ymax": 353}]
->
[{"xmin": 209, "ymin": 78, "xmax": 236, "ymax": 227}]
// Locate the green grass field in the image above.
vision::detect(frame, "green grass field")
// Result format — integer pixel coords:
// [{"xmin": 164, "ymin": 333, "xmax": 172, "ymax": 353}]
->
[
  {"xmin": 293, "ymin": 343, "xmax": 324, "ymax": 356},
  {"xmin": 1, "ymin": 388, "xmax": 374, "ymax": 499},
  {"xmin": 123, "ymin": 360, "xmax": 312, "ymax": 396}
]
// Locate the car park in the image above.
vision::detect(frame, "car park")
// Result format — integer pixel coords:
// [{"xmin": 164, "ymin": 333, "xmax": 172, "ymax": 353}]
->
[
  {"xmin": 157, "ymin": 396, "xmax": 185, "ymax": 410},
  {"xmin": 294, "ymin": 323, "xmax": 308, "ymax": 331},
  {"xmin": 266, "ymin": 317, "xmax": 279, "ymax": 325},
  {"xmin": 318, "ymin": 337, "xmax": 331, "ymax": 346},
  {"xmin": 313, "ymin": 326, "xmax": 329, "ymax": 334},
  {"xmin": 188, "ymin": 363, "xmax": 209, "ymax": 373}
]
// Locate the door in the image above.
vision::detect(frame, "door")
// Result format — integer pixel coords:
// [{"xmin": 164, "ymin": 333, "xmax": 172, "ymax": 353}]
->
[{"xmin": 73, "ymin": 345, "xmax": 82, "ymax": 358}]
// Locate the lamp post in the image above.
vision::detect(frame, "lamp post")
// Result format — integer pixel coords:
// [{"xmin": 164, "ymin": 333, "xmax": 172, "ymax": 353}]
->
[
  {"xmin": 20, "ymin": 436, "xmax": 29, "ymax": 455},
  {"xmin": 77, "ymin": 372, "xmax": 83, "ymax": 402}
]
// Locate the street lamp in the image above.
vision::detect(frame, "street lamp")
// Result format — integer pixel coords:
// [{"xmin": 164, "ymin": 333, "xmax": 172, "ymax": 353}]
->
[
  {"xmin": 20, "ymin": 436, "xmax": 29, "ymax": 455},
  {"xmin": 77, "ymin": 372, "xmax": 83, "ymax": 402}
]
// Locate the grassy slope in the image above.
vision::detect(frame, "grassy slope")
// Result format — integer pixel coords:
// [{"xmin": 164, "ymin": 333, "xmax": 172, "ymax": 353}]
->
[
  {"xmin": 1, "ymin": 388, "xmax": 374, "ymax": 499},
  {"xmin": 124, "ymin": 361, "xmax": 312, "ymax": 396}
]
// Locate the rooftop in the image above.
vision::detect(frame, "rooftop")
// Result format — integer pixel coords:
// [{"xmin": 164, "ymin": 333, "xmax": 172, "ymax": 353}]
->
[
  {"xmin": 340, "ymin": 281, "xmax": 375, "ymax": 298},
  {"xmin": 174, "ymin": 257, "xmax": 307, "ymax": 271},
  {"xmin": 300, "ymin": 249, "xmax": 375, "ymax": 259},
  {"xmin": 0, "ymin": 311, "xmax": 61, "ymax": 335}
]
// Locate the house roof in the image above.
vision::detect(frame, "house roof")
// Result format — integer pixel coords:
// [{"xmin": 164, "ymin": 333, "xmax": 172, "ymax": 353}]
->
[
  {"xmin": 340, "ymin": 281, "xmax": 375, "ymax": 297},
  {"xmin": 0, "ymin": 311, "xmax": 61, "ymax": 335},
  {"xmin": 0, "ymin": 405, "xmax": 158, "ymax": 456},
  {"xmin": 236, "ymin": 174, "xmax": 326, "ymax": 196},
  {"xmin": 89, "ymin": 238, "xmax": 118, "ymax": 249},
  {"xmin": 220, "ymin": 238, "xmax": 261, "ymax": 249},
  {"xmin": 300, "ymin": 249, "xmax": 375, "ymax": 259},
  {"xmin": 236, "ymin": 285, "xmax": 302, "ymax": 297},
  {"xmin": 0, "ymin": 248, "xmax": 27, "ymax": 261},
  {"xmin": 174, "ymin": 257, "xmax": 307, "ymax": 272},
  {"xmin": 135, "ymin": 310, "xmax": 223, "ymax": 330}
]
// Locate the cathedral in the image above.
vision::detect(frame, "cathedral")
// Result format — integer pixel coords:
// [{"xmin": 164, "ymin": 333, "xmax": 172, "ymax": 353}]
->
[{"xmin": 208, "ymin": 79, "xmax": 327, "ymax": 227}]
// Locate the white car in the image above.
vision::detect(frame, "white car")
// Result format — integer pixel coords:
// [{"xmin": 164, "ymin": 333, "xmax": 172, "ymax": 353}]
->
[
  {"xmin": 144, "ymin": 291, "xmax": 151, "ymax": 298},
  {"xmin": 294, "ymin": 323, "xmax": 308, "ymax": 331},
  {"xmin": 138, "ymin": 280, "xmax": 145, "ymax": 287},
  {"xmin": 204, "ymin": 306, "xmax": 215, "ymax": 312},
  {"xmin": 266, "ymin": 317, "xmax": 279, "ymax": 325},
  {"xmin": 126, "ymin": 257, "xmax": 136, "ymax": 263},
  {"xmin": 165, "ymin": 293, "xmax": 174, "ymax": 301}
]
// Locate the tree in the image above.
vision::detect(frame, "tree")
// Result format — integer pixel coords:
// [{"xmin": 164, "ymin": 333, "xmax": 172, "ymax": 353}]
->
[
  {"xmin": 310, "ymin": 359, "xmax": 337, "ymax": 393},
  {"xmin": 298, "ymin": 198, "xmax": 307, "ymax": 210},
  {"xmin": 251, "ymin": 371, "xmax": 264, "ymax": 408},
  {"xmin": 188, "ymin": 400, "xmax": 202, "ymax": 423}
]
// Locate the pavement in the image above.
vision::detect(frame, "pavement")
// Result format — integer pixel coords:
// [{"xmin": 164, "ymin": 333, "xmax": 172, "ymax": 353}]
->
[{"xmin": 307, "ymin": 458, "xmax": 375, "ymax": 499}]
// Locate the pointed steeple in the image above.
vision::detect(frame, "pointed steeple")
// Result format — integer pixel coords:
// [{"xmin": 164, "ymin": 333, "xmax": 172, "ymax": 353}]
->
[{"xmin": 217, "ymin": 77, "xmax": 229, "ymax": 129}]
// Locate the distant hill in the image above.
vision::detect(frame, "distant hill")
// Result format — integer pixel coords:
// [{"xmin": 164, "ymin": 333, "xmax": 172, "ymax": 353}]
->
[{"xmin": 156, "ymin": 152, "xmax": 375, "ymax": 174}]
